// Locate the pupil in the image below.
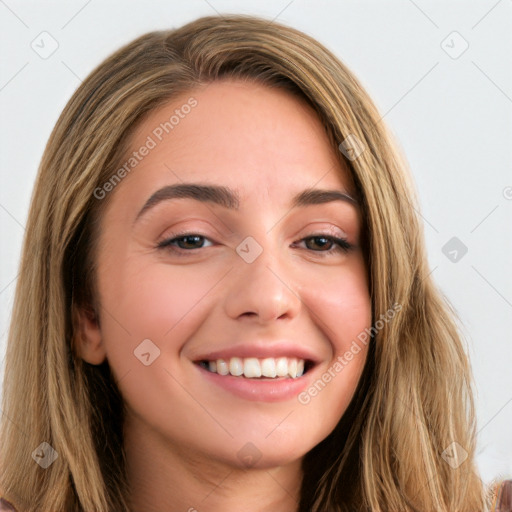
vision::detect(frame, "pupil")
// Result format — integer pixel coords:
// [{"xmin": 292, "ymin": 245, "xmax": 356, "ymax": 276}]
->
[
  {"xmin": 181, "ymin": 235, "xmax": 202, "ymax": 248},
  {"xmin": 311, "ymin": 237, "xmax": 330, "ymax": 250}
]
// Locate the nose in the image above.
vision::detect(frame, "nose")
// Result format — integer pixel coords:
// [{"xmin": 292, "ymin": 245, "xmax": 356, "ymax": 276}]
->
[{"xmin": 223, "ymin": 240, "xmax": 302, "ymax": 324}]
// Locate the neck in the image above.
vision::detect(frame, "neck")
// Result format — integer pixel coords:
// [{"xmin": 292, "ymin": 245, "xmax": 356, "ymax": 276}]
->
[{"xmin": 124, "ymin": 416, "xmax": 302, "ymax": 512}]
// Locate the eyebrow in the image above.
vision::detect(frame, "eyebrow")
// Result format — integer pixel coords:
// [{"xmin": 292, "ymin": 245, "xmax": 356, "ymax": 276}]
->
[{"xmin": 135, "ymin": 182, "xmax": 358, "ymax": 221}]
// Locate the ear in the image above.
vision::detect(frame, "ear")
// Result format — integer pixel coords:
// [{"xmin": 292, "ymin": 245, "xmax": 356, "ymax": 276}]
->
[{"xmin": 74, "ymin": 304, "xmax": 107, "ymax": 365}]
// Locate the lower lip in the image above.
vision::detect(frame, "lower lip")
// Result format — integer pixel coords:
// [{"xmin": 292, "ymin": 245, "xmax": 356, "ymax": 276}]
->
[{"xmin": 195, "ymin": 364, "xmax": 312, "ymax": 402}]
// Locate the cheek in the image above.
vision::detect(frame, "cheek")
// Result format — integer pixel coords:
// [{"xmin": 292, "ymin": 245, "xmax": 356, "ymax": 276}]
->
[
  {"xmin": 302, "ymin": 255, "xmax": 372, "ymax": 354},
  {"xmin": 296, "ymin": 256, "xmax": 371, "ymax": 419},
  {"xmin": 95, "ymin": 257, "xmax": 221, "ymax": 373},
  {"xmin": 94, "ymin": 259, "xmax": 224, "ymax": 437}
]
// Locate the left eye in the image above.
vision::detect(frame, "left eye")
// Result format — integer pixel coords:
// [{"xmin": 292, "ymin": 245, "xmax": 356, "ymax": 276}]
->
[
  {"xmin": 296, "ymin": 235, "xmax": 352, "ymax": 254},
  {"xmin": 157, "ymin": 233, "xmax": 352, "ymax": 255}
]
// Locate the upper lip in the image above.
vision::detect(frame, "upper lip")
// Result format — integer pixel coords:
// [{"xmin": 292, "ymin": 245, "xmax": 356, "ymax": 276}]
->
[{"xmin": 191, "ymin": 341, "xmax": 321, "ymax": 364}]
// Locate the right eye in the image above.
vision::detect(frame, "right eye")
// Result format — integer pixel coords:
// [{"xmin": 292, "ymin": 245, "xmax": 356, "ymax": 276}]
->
[{"xmin": 157, "ymin": 233, "xmax": 215, "ymax": 253}]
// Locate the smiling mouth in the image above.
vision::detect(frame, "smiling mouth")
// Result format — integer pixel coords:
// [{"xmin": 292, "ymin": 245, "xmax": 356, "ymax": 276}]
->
[{"xmin": 196, "ymin": 356, "xmax": 315, "ymax": 379}]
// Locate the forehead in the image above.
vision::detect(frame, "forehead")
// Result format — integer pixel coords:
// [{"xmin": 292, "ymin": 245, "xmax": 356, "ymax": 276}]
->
[{"xmin": 111, "ymin": 79, "xmax": 355, "ymax": 207}]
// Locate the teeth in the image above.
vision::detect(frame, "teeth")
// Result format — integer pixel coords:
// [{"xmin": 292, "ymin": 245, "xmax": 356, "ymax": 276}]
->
[
  {"xmin": 202, "ymin": 356, "xmax": 307, "ymax": 379},
  {"xmin": 261, "ymin": 358, "xmax": 276, "ymax": 378},
  {"xmin": 243, "ymin": 358, "xmax": 261, "ymax": 378},
  {"xmin": 288, "ymin": 358, "xmax": 298, "ymax": 378},
  {"xmin": 229, "ymin": 357, "xmax": 244, "ymax": 376},
  {"xmin": 297, "ymin": 359, "xmax": 304, "ymax": 377},
  {"xmin": 275, "ymin": 357, "xmax": 288, "ymax": 377},
  {"xmin": 216, "ymin": 358, "xmax": 229, "ymax": 375}
]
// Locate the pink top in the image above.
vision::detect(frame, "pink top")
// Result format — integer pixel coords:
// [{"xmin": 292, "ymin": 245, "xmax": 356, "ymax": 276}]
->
[
  {"xmin": 0, "ymin": 498, "xmax": 15, "ymax": 511},
  {"xmin": 496, "ymin": 480, "xmax": 512, "ymax": 511}
]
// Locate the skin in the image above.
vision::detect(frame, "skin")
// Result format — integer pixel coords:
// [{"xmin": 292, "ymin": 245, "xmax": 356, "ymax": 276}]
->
[{"xmin": 77, "ymin": 80, "xmax": 372, "ymax": 512}]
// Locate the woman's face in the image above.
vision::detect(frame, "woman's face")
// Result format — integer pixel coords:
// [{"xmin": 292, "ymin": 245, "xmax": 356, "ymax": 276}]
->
[{"xmin": 80, "ymin": 80, "xmax": 371, "ymax": 469}]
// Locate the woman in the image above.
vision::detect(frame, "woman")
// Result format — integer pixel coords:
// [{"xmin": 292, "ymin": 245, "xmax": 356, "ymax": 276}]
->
[{"xmin": 0, "ymin": 14, "xmax": 510, "ymax": 512}]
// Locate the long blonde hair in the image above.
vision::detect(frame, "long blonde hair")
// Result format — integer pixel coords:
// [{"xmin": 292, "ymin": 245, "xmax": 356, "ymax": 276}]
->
[{"xmin": 0, "ymin": 14, "xmax": 496, "ymax": 511}]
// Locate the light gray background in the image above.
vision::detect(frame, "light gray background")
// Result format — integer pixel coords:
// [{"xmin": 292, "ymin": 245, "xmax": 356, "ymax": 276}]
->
[{"xmin": 1, "ymin": 0, "xmax": 511, "ymax": 484}]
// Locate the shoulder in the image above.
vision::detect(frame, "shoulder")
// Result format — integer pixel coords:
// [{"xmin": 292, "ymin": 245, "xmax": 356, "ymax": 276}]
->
[
  {"xmin": 0, "ymin": 497, "xmax": 17, "ymax": 511},
  {"xmin": 494, "ymin": 479, "xmax": 512, "ymax": 511}
]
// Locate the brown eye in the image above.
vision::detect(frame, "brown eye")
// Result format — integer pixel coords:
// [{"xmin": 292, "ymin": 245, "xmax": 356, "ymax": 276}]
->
[
  {"xmin": 174, "ymin": 235, "xmax": 206, "ymax": 249},
  {"xmin": 157, "ymin": 233, "xmax": 214, "ymax": 252},
  {"xmin": 304, "ymin": 236, "xmax": 335, "ymax": 251},
  {"xmin": 294, "ymin": 235, "xmax": 353, "ymax": 255}
]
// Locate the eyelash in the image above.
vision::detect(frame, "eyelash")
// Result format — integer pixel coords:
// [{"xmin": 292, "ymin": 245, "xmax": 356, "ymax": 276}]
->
[{"xmin": 156, "ymin": 232, "xmax": 353, "ymax": 257}]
